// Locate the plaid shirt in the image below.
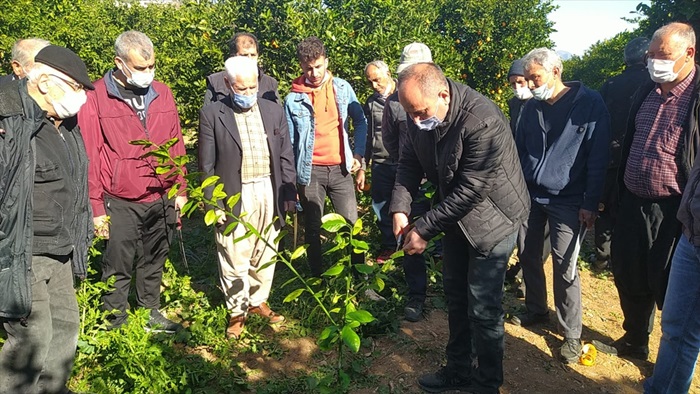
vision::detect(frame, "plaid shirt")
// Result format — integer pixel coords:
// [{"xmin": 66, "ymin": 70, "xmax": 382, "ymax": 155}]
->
[
  {"xmin": 624, "ymin": 67, "xmax": 696, "ymax": 199},
  {"xmin": 234, "ymin": 104, "xmax": 271, "ymax": 182}
]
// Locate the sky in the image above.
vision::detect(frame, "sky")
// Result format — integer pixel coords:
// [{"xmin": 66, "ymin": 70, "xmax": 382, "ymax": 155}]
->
[{"xmin": 549, "ymin": 0, "xmax": 650, "ymax": 56}]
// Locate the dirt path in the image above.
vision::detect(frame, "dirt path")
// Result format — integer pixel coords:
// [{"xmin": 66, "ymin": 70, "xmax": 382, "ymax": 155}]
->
[{"xmin": 232, "ymin": 258, "xmax": 700, "ymax": 393}]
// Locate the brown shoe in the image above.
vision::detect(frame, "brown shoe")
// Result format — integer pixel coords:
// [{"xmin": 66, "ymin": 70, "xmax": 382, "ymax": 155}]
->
[
  {"xmin": 248, "ymin": 302, "xmax": 285, "ymax": 324},
  {"xmin": 226, "ymin": 315, "xmax": 246, "ymax": 339}
]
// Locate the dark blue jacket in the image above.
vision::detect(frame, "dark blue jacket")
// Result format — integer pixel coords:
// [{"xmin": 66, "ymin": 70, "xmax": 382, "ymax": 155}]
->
[{"xmin": 516, "ymin": 81, "xmax": 611, "ymax": 211}]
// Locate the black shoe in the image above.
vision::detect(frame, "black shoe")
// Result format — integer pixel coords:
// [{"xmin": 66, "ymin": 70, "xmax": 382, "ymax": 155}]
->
[
  {"xmin": 404, "ymin": 299, "xmax": 424, "ymax": 322},
  {"xmin": 560, "ymin": 338, "xmax": 582, "ymax": 363},
  {"xmin": 592, "ymin": 338, "xmax": 649, "ymax": 360},
  {"xmin": 418, "ymin": 366, "xmax": 471, "ymax": 393},
  {"xmin": 147, "ymin": 309, "xmax": 183, "ymax": 334},
  {"xmin": 510, "ymin": 312, "xmax": 549, "ymax": 327}
]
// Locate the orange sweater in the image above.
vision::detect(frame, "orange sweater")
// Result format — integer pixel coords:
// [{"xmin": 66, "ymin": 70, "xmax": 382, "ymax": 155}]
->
[{"xmin": 290, "ymin": 75, "xmax": 342, "ymax": 165}]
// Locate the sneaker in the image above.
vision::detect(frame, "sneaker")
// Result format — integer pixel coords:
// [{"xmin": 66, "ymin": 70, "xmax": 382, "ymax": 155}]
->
[
  {"xmin": 363, "ymin": 288, "xmax": 387, "ymax": 303},
  {"xmin": 510, "ymin": 311, "xmax": 549, "ymax": 327},
  {"xmin": 376, "ymin": 249, "xmax": 394, "ymax": 264},
  {"xmin": 417, "ymin": 366, "xmax": 471, "ymax": 393},
  {"xmin": 248, "ymin": 302, "xmax": 285, "ymax": 324},
  {"xmin": 560, "ymin": 338, "xmax": 582, "ymax": 363},
  {"xmin": 592, "ymin": 338, "xmax": 649, "ymax": 360},
  {"xmin": 226, "ymin": 314, "xmax": 246, "ymax": 339},
  {"xmin": 404, "ymin": 299, "xmax": 424, "ymax": 322},
  {"xmin": 147, "ymin": 309, "xmax": 183, "ymax": 334}
]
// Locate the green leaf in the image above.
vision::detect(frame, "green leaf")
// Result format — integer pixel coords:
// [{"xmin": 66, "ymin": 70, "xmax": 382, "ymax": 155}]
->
[
  {"xmin": 341, "ymin": 325, "xmax": 361, "ymax": 352},
  {"xmin": 321, "ymin": 213, "xmax": 346, "ymax": 232},
  {"xmin": 283, "ymin": 288, "xmax": 305, "ymax": 303},
  {"xmin": 226, "ymin": 194, "xmax": 241, "ymax": 209},
  {"xmin": 201, "ymin": 175, "xmax": 220, "ymax": 189},
  {"xmin": 155, "ymin": 165, "xmax": 172, "ymax": 175},
  {"xmin": 350, "ymin": 239, "xmax": 369, "ymax": 251},
  {"xmin": 291, "ymin": 246, "xmax": 306, "ymax": 261},
  {"xmin": 204, "ymin": 209, "xmax": 217, "ymax": 226},
  {"xmin": 346, "ymin": 310, "xmax": 375, "ymax": 324},
  {"xmin": 353, "ymin": 264, "xmax": 374, "ymax": 274},
  {"xmin": 129, "ymin": 139, "xmax": 154, "ymax": 146},
  {"xmin": 322, "ymin": 263, "xmax": 345, "ymax": 277},
  {"xmin": 352, "ymin": 218, "xmax": 363, "ymax": 235},
  {"xmin": 167, "ymin": 184, "xmax": 180, "ymax": 199}
]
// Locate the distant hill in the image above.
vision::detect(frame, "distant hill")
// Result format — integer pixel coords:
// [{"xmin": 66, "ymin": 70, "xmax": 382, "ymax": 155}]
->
[{"xmin": 556, "ymin": 50, "xmax": 574, "ymax": 60}]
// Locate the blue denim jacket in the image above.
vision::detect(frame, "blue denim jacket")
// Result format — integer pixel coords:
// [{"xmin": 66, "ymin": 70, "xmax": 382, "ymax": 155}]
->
[{"xmin": 284, "ymin": 77, "xmax": 367, "ymax": 185}]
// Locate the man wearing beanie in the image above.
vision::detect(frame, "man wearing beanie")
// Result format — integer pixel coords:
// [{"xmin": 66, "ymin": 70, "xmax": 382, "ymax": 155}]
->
[
  {"xmin": 593, "ymin": 37, "xmax": 651, "ymax": 271},
  {"xmin": 507, "ymin": 58, "xmax": 533, "ymax": 135},
  {"xmin": 0, "ymin": 45, "xmax": 94, "ymax": 393}
]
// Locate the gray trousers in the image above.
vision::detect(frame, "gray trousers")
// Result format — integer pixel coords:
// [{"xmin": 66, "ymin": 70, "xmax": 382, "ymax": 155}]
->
[
  {"xmin": 0, "ymin": 255, "xmax": 79, "ymax": 394},
  {"xmin": 520, "ymin": 200, "xmax": 583, "ymax": 339}
]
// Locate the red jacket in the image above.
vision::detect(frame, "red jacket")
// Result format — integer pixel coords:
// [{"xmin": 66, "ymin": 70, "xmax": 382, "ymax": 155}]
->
[{"xmin": 78, "ymin": 70, "xmax": 187, "ymax": 217}]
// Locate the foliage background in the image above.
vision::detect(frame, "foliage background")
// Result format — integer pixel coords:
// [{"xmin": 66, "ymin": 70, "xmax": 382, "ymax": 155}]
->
[
  {"xmin": 0, "ymin": 0, "xmax": 555, "ymax": 125},
  {"xmin": 564, "ymin": 0, "xmax": 699, "ymax": 90}
]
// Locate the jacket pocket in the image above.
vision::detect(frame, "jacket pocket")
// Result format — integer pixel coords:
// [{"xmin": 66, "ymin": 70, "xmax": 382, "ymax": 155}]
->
[{"xmin": 458, "ymin": 197, "xmax": 515, "ymax": 255}]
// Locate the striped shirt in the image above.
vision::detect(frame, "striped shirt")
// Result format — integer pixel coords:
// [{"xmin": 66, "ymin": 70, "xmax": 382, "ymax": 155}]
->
[
  {"xmin": 233, "ymin": 104, "xmax": 271, "ymax": 182},
  {"xmin": 624, "ymin": 67, "xmax": 696, "ymax": 199}
]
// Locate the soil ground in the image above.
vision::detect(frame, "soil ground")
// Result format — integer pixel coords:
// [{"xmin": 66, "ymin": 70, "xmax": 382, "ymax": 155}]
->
[{"xmin": 231, "ymin": 253, "xmax": 700, "ymax": 394}]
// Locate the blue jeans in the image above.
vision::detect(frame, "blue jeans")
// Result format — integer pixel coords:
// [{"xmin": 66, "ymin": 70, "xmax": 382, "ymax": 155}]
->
[
  {"xmin": 644, "ymin": 235, "xmax": 700, "ymax": 394},
  {"xmin": 0, "ymin": 255, "xmax": 79, "ymax": 394},
  {"xmin": 443, "ymin": 228, "xmax": 516, "ymax": 393}
]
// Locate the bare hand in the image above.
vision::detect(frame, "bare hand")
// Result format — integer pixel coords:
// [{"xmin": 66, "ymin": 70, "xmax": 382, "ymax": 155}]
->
[
  {"xmin": 579, "ymin": 208, "xmax": 597, "ymax": 229},
  {"xmin": 351, "ymin": 154, "xmax": 363, "ymax": 173},
  {"xmin": 393, "ymin": 212, "xmax": 409, "ymax": 239},
  {"xmin": 355, "ymin": 169, "xmax": 366, "ymax": 192},
  {"xmin": 93, "ymin": 215, "xmax": 110, "ymax": 239},
  {"xmin": 175, "ymin": 195, "xmax": 188, "ymax": 216},
  {"xmin": 215, "ymin": 209, "xmax": 226, "ymax": 225},
  {"xmin": 403, "ymin": 228, "xmax": 428, "ymax": 255}
]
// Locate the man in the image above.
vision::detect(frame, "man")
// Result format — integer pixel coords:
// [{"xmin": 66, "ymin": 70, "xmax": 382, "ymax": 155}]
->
[
  {"xmin": 380, "ymin": 42, "xmax": 434, "ymax": 322},
  {"xmin": 594, "ymin": 37, "xmax": 651, "ymax": 271},
  {"xmin": 505, "ymin": 57, "xmax": 546, "ymax": 299},
  {"xmin": 0, "ymin": 45, "xmax": 94, "ymax": 393},
  {"xmin": 506, "ymin": 58, "xmax": 533, "ymax": 135},
  {"xmin": 284, "ymin": 36, "xmax": 367, "ymax": 276},
  {"xmin": 358, "ymin": 60, "xmax": 397, "ymax": 263},
  {"xmin": 513, "ymin": 48, "xmax": 610, "ymax": 363},
  {"xmin": 392, "ymin": 63, "xmax": 529, "ymax": 393},
  {"xmin": 198, "ymin": 56, "xmax": 297, "ymax": 339},
  {"xmin": 203, "ymin": 32, "xmax": 280, "ymax": 105},
  {"xmin": 78, "ymin": 31, "xmax": 188, "ymax": 333},
  {"xmin": 0, "ymin": 38, "xmax": 50, "ymax": 84},
  {"xmin": 594, "ymin": 22, "xmax": 698, "ymax": 361}
]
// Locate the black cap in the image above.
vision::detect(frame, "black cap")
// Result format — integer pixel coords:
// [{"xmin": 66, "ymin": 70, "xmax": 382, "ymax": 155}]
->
[
  {"xmin": 624, "ymin": 37, "xmax": 650, "ymax": 66},
  {"xmin": 34, "ymin": 45, "xmax": 94, "ymax": 90},
  {"xmin": 508, "ymin": 58, "xmax": 526, "ymax": 78}
]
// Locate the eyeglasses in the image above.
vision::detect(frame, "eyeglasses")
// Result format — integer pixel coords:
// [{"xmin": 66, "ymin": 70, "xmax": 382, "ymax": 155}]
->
[{"xmin": 48, "ymin": 74, "xmax": 84, "ymax": 92}]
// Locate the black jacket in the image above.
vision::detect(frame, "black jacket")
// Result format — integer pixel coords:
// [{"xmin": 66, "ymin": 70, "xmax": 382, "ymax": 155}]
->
[
  {"xmin": 198, "ymin": 96, "xmax": 297, "ymax": 227},
  {"xmin": 203, "ymin": 69, "xmax": 280, "ymax": 106},
  {"xmin": 390, "ymin": 79, "xmax": 530, "ymax": 255},
  {"xmin": 507, "ymin": 96, "xmax": 528, "ymax": 135},
  {"xmin": 619, "ymin": 65, "xmax": 700, "ymax": 201},
  {"xmin": 381, "ymin": 91, "xmax": 408, "ymax": 161},
  {"xmin": 364, "ymin": 91, "xmax": 395, "ymax": 165},
  {"xmin": 600, "ymin": 64, "xmax": 650, "ymax": 170},
  {"xmin": 0, "ymin": 79, "xmax": 93, "ymax": 319}
]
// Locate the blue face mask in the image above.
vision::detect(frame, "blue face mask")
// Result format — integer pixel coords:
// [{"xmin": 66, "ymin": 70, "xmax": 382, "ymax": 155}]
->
[
  {"xmin": 233, "ymin": 92, "xmax": 257, "ymax": 109},
  {"xmin": 414, "ymin": 100, "xmax": 441, "ymax": 131},
  {"xmin": 415, "ymin": 116, "xmax": 440, "ymax": 131}
]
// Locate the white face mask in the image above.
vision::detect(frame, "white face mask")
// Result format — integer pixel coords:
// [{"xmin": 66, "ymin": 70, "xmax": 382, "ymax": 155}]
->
[
  {"xmin": 414, "ymin": 100, "xmax": 441, "ymax": 131},
  {"xmin": 48, "ymin": 76, "xmax": 87, "ymax": 119},
  {"xmin": 513, "ymin": 86, "xmax": 533, "ymax": 100},
  {"xmin": 531, "ymin": 74, "xmax": 554, "ymax": 101},
  {"xmin": 118, "ymin": 57, "xmax": 155, "ymax": 88},
  {"xmin": 647, "ymin": 52, "xmax": 687, "ymax": 83}
]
